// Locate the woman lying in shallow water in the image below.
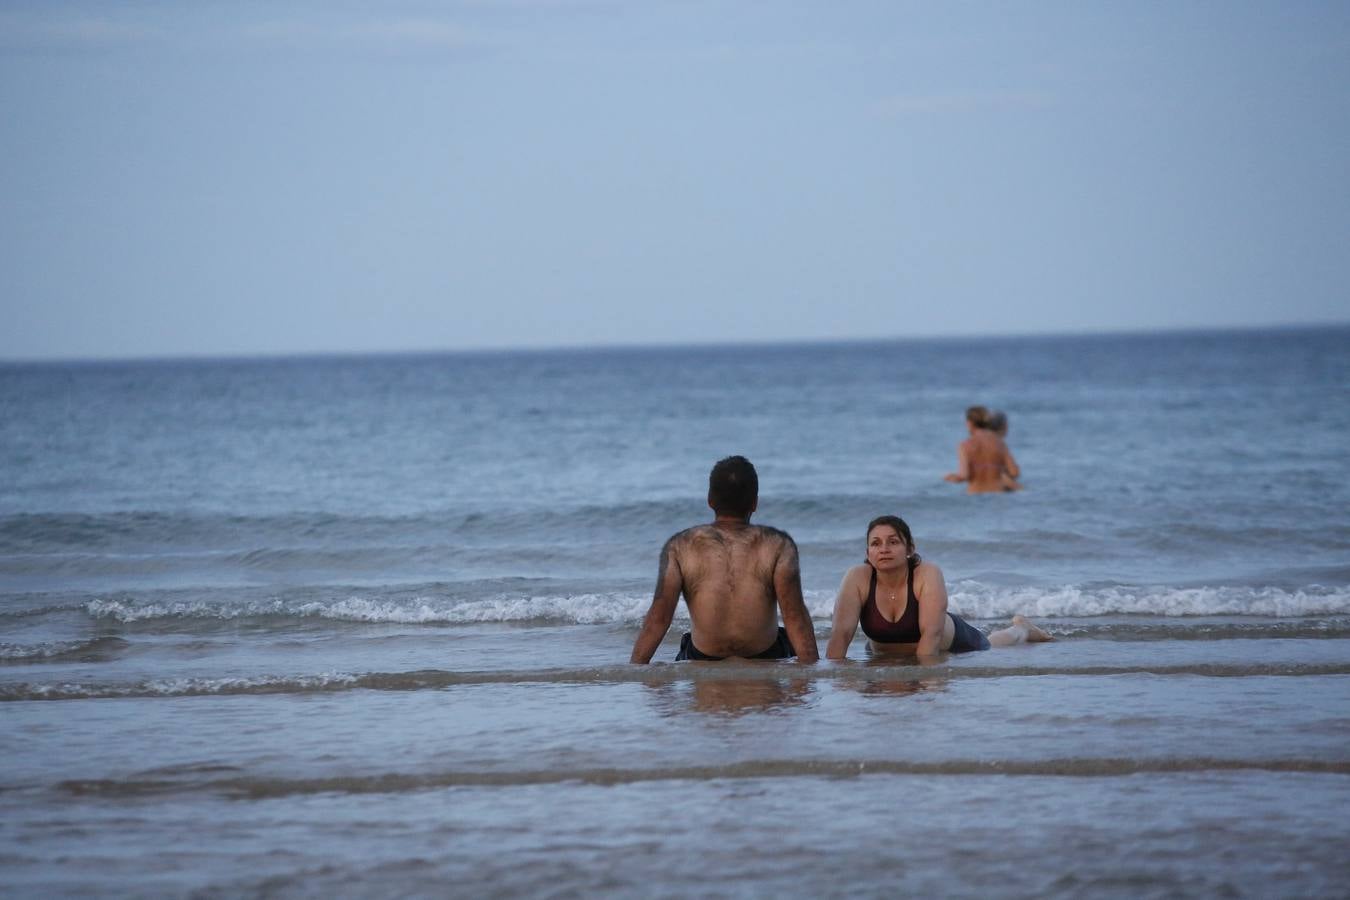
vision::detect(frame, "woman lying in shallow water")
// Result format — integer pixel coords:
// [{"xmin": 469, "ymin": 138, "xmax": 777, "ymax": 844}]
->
[{"xmin": 826, "ymin": 515, "xmax": 1051, "ymax": 660}]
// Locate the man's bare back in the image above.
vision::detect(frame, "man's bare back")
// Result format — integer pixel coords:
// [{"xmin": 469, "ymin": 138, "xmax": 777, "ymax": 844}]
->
[
  {"xmin": 669, "ymin": 522, "xmax": 797, "ymax": 657},
  {"xmin": 630, "ymin": 456, "xmax": 819, "ymax": 664}
]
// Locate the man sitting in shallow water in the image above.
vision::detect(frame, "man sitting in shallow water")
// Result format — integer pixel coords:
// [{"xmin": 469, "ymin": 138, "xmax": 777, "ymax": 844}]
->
[{"xmin": 630, "ymin": 456, "xmax": 820, "ymax": 663}]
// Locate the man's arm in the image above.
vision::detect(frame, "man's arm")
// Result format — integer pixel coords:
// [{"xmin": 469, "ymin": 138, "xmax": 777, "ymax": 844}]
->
[
  {"xmin": 773, "ymin": 535, "xmax": 819, "ymax": 663},
  {"xmin": 914, "ymin": 562, "xmax": 950, "ymax": 662},
  {"xmin": 944, "ymin": 442, "xmax": 970, "ymax": 483},
  {"xmin": 1002, "ymin": 442, "xmax": 1020, "ymax": 480},
  {"xmin": 630, "ymin": 537, "xmax": 683, "ymax": 664}
]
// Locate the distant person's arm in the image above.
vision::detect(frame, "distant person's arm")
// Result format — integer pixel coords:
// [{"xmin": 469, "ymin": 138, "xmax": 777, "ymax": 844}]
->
[
  {"xmin": 943, "ymin": 442, "xmax": 970, "ymax": 483},
  {"xmin": 630, "ymin": 538, "xmax": 682, "ymax": 664},
  {"xmin": 825, "ymin": 568, "xmax": 863, "ymax": 660},
  {"xmin": 774, "ymin": 536, "xmax": 819, "ymax": 663},
  {"xmin": 914, "ymin": 563, "xmax": 951, "ymax": 662},
  {"xmin": 1003, "ymin": 444, "xmax": 1020, "ymax": 480}
]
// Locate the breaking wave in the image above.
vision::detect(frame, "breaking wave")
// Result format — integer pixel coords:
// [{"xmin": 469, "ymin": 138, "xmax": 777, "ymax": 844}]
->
[
  {"xmin": 84, "ymin": 591, "xmax": 657, "ymax": 625},
  {"xmin": 78, "ymin": 583, "xmax": 1350, "ymax": 627},
  {"xmin": 0, "ymin": 636, "xmax": 130, "ymax": 663},
  {"xmin": 942, "ymin": 582, "xmax": 1350, "ymax": 619}
]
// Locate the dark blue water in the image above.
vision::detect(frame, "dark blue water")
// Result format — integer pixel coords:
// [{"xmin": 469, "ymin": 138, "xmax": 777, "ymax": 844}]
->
[{"xmin": 3, "ymin": 328, "xmax": 1348, "ymax": 613}]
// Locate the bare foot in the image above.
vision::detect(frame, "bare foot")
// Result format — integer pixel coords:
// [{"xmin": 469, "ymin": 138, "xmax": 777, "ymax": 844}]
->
[{"xmin": 1012, "ymin": 615, "xmax": 1054, "ymax": 642}]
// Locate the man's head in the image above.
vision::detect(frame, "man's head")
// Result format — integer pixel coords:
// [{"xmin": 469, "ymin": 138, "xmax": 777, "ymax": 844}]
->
[
  {"xmin": 708, "ymin": 455, "xmax": 758, "ymax": 519},
  {"xmin": 986, "ymin": 409, "xmax": 1008, "ymax": 437}
]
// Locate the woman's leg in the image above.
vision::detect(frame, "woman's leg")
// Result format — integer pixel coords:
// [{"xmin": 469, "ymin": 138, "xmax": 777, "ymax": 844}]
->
[{"xmin": 987, "ymin": 615, "xmax": 1053, "ymax": 647}]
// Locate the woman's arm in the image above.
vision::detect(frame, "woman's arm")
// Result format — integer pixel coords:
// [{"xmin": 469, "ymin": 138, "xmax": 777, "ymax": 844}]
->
[
  {"xmin": 1002, "ymin": 443, "xmax": 1020, "ymax": 480},
  {"xmin": 914, "ymin": 562, "xmax": 950, "ymax": 660},
  {"xmin": 825, "ymin": 567, "xmax": 865, "ymax": 660}
]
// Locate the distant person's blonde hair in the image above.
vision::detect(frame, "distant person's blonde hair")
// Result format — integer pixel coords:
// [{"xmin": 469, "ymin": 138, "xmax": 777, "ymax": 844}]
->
[{"xmin": 965, "ymin": 406, "xmax": 990, "ymax": 429}]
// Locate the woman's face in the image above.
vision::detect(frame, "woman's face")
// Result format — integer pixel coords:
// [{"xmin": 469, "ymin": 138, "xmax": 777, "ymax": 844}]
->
[{"xmin": 867, "ymin": 525, "xmax": 909, "ymax": 571}]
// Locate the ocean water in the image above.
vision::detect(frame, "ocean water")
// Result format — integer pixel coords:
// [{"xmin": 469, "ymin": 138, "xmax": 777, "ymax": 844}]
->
[{"xmin": 2, "ymin": 327, "xmax": 1349, "ymax": 897}]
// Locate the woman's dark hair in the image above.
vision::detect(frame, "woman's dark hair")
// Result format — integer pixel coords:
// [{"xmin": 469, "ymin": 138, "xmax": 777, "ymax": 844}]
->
[
  {"xmin": 708, "ymin": 455, "xmax": 758, "ymax": 517},
  {"xmin": 866, "ymin": 514, "xmax": 922, "ymax": 567}
]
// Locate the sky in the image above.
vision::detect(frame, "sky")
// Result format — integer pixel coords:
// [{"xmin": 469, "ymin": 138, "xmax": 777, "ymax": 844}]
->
[{"xmin": 2, "ymin": 1, "xmax": 1348, "ymax": 360}]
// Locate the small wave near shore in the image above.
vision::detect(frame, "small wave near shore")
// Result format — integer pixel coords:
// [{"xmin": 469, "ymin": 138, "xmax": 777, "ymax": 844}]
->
[{"xmin": 65, "ymin": 582, "xmax": 1350, "ymax": 626}]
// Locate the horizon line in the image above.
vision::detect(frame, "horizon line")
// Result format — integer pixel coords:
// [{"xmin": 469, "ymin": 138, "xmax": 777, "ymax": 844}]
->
[{"xmin": 2, "ymin": 320, "xmax": 1346, "ymax": 367}]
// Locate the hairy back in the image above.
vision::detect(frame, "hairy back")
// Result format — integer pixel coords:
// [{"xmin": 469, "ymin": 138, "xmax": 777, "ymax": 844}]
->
[{"xmin": 670, "ymin": 522, "xmax": 794, "ymax": 656}]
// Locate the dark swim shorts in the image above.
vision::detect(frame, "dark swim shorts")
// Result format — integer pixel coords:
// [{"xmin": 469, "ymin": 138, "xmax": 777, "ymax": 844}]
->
[
  {"xmin": 676, "ymin": 626, "xmax": 797, "ymax": 661},
  {"xmin": 948, "ymin": 613, "xmax": 991, "ymax": 652}
]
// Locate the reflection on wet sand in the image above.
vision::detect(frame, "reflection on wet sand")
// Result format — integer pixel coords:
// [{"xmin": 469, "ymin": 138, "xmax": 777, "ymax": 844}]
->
[
  {"xmin": 685, "ymin": 676, "xmax": 812, "ymax": 715},
  {"xmin": 848, "ymin": 676, "xmax": 940, "ymax": 698},
  {"xmin": 640, "ymin": 662, "xmax": 949, "ymax": 714},
  {"xmin": 643, "ymin": 668, "xmax": 813, "ymax": 716},
  {"xmin": 824, "ymin": 653, "xmax": 949, "ymax": 698}
]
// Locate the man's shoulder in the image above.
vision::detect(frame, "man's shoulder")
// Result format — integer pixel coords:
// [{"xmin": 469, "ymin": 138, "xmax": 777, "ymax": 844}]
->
[
  {"xmin": 752, "ymin": 523, "xmax": 797, "ymax": 549},
  {"xmin": 666, "ymin": 523, "xmax": 795, "ymax": 551},
  {"xmin": 667, "ymin": 524, "xmax": 711, "ymax": 541},
  {"xmin": 664, "ymin": 524, "xmax": 714, "ymax": 552}
]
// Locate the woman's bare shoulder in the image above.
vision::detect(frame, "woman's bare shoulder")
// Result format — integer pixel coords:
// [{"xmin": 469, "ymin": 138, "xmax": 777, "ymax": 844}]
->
[
  {"xmin": 840, "ymin": 563, "xmax": 872, "ymax": 588},
  {"xmin": 833, "ymin": 564, "xmax": 870, "ymax": 610},
  {"xmin": 914, "ymin": 559, "xmax": 945, "ymax": 585}
]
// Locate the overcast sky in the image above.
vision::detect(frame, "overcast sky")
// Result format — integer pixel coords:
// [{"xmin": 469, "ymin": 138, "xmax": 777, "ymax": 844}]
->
[{"xmin": 2, "ymin": 1, "xmax": 1347, "ymax": 360}]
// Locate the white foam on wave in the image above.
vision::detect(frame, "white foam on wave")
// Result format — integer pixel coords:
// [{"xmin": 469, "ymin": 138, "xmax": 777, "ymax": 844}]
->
[
  {"xmin": 5, "ymin": 672, "xmax": 359, "ymax": 701},
  {"xmin": 84, "ymin": 583, "xmax": 1350, "ymax": 626},
  {"xmin": 139, "ymin": 672, "xmax": 358, "ymax": 695},
  {"xmin": 84, "ymin": 592, "xmax": 671, "ymax": 625},
  {"xmin": 944, "ymin": 582, "xmax": 1350, "ymax": 619},
  {"xmin": 0, "ymin": 639, "xmax": 99, "ymax": 660},
  {"xmin": 85, "ymin": 597, "xmax": 290, "ymax": 621},
  {"xmin": 294, "ymin": 593, "xmax": 663, "ymax": 625}
]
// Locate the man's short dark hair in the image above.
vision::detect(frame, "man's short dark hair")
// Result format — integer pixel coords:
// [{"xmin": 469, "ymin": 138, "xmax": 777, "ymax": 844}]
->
[{"xmin": 708, "ymin": 455, "xmax": 758, "ymax": 517}]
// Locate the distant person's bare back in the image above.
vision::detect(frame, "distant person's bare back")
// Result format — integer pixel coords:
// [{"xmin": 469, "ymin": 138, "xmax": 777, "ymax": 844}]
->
[
  {"xmin": 671, "ymin": 522, "xmax": 797, "ymax": 657},
  {"xmin": 960, "ymin": 431, "xmax": 1019, "ymax": 494}
]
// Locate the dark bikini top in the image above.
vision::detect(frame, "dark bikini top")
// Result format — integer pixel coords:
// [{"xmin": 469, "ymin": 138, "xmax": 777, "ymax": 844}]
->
[{"xmin": 860, "ymin": 562, "xmax": 922, "ymax": 643}]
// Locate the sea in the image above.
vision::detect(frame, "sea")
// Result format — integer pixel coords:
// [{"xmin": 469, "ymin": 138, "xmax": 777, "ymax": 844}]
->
[{"xmin": 2, "ymin": 326, "xmax": 1349, "ymax": 898}]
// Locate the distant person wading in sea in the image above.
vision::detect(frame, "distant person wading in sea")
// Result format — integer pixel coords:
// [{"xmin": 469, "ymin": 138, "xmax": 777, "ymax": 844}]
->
[
  {"xmin": 944, "ymin": 405, "xmax": 1021, "ymax": 493},
  {"xmin": 986, "ymin": 409, "xmax": 1022, "ymax": 491}
]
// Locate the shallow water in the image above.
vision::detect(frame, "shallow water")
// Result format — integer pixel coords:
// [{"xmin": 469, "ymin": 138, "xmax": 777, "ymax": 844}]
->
[
  {"xmin": 5, "ymin": 651, "xmax": 1350, "ymax": 897},
  {"xmin": 3, "ymin": 328, "xmax": 1349, "ymax": 896}
]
